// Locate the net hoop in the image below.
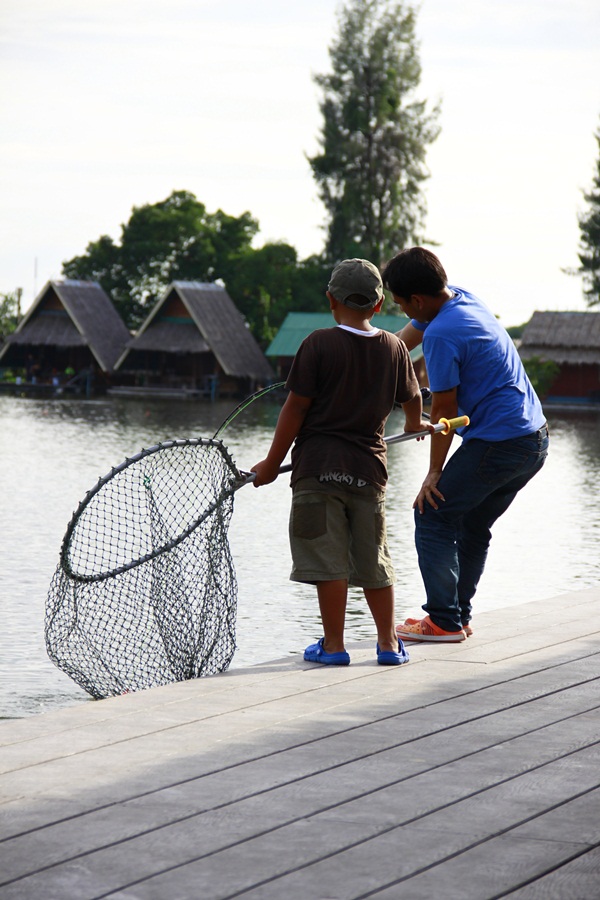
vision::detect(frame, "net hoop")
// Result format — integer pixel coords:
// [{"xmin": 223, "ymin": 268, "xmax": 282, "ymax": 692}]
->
[{"xmin": 60, "ymin": 438, "xmax": 241, "ymax": 585}]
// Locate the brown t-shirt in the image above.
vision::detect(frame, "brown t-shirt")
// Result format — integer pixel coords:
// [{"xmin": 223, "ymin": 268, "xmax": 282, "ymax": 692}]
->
[{"xmin": 286, "ymin": 326, "xmax": 419, "ymax": 490}]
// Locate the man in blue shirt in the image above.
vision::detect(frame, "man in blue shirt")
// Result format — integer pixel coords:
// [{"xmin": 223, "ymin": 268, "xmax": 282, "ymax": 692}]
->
[{"xmin": 382, "ymin": 247, "xmax": 549, "ymax": 641}]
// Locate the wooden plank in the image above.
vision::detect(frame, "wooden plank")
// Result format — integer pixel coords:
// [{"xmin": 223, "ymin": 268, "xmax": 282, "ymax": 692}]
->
[
  {"xmin": 504, "ymin": 846, "xmax": 600, "ymax": 899},
  {"xmin": 0, "ymin": 640, "xmax": 597, "ymax": 798},
  {"xmin": 1, "ymin": 618, "xmax": 597, "ymax": 771},
  {"xmin": 0, "ymin": 589, "xmax": 598, "ymax": 899},
  {"xmin": 0, "ymin": 666, "xmax": 597, "ymax": 895},
  {"xmin": 354, "ymin": 791, "xmax": 600, "ymax": 899},
  {"xmin": 1, "ymin": 645, "xmax": 598, "ymax": 817},
  {"xmin": 1, "ymin": 586, "xmax": 595, "ymax": 754}
]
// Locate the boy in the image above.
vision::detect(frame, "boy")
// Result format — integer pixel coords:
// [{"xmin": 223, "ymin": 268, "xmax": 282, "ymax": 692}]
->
[
  {"xmin": 382, "ymin": 247, "xmax": 549, "ymax": 641},
  {"xmin": 251, "ymin": 258, "xmax": 430, "ymax": 666}
]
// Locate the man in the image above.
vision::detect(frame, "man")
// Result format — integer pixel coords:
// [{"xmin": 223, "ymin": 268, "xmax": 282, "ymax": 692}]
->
[{"xmin": 382, "ymin": 247, "xmax": 549, "ymax": 641}]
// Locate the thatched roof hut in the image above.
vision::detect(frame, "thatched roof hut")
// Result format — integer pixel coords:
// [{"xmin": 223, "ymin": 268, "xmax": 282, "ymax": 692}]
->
[
  {"xmin": 519, "ymin": 311, "xmax": 600, "ymax": 365},
  {"xmin": 114, "ymin": 282, "xmax": 274, "ymax": 396},
  {"xmin": 519, "ymin": 311, "xmax": 600, "ymax": 400},
  {"xmin": 0, "ymin": 280, "xmax": 130, "ymax": 376}
]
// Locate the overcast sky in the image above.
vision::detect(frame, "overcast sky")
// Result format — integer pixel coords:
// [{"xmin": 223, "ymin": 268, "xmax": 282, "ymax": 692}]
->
[{"xmin": 1, "ymin": 0, "xmax": 599, "ymax": 326}]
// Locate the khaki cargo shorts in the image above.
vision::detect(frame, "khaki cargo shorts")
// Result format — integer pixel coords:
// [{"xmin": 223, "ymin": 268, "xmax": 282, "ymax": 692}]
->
[{"xmin": 289, "ymin": 476, "xmax": 395, "ymax": 588}]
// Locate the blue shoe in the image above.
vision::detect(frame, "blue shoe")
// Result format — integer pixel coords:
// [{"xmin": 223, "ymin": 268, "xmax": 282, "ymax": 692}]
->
[
  {"xmin": 304, "ymin": 638, "xmax": 350, "ymax": 666},
  {"xmin": 377, "ymin": 639, "xmax": 410, "ymax": 666}
]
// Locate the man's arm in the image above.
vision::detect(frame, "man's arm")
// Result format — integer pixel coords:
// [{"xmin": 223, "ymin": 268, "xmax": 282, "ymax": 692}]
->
[
  {"xmin": 251, "ymin": 391, "xmax": 313, "ymax": 486},
  {"xmin": 396, "ymin": 321, "xmax": 423, "ymax": 351},
  {"xmin": 414, "ymin": 387, "xmax": 459, "ymax": 513}
]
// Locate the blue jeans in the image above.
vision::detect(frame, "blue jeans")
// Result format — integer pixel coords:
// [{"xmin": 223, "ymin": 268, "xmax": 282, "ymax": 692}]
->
[{"xmin": 414, "ymin": 424, "xmax": 549, "ymax": 631}]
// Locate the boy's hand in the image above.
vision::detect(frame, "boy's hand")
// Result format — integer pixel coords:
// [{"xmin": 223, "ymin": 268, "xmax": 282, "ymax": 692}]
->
[
  {"xmin": 404, "ymin": 419, "xmax": 435, "ymax": 441},
  {"xmin": 250, "ymin": 459, "xmax": 280, "ymax": 487}
]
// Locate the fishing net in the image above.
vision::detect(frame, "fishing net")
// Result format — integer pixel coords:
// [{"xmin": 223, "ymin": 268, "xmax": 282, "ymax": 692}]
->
[{"xmin": 45, "ymin": 438, "xmax": 248, "ymax": 699}]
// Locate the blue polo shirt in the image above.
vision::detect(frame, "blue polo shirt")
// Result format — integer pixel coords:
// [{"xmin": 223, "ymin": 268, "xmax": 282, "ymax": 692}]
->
[{"xmin": 412, "ymin": 286, "xmax": 545, "ymax": 441}]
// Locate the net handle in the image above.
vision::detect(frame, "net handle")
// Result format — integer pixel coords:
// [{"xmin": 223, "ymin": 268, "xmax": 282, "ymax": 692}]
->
[
  {"xmin": 237, "ymin": 415, "xmax": 470, "ymax": 485},
  {"xmin": 213, "ymin": 382, "xmax": 285, "ymax": 439}
]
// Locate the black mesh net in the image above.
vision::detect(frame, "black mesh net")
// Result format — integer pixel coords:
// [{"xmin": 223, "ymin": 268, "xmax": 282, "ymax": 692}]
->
[{"xmin": 45, "ymin": 439, "xmax": 244, "ymax": 699}]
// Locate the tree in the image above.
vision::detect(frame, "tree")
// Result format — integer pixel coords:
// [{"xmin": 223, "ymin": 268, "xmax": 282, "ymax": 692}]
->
[
  {"xmin": 62, "ymin": 190, "xmax": 335, "ymax": 343},
  {"xmin": 224, "ymin": 242, "xmax": 299, "ymax": 346},
  {"xmin": 225, "ymin": 246, "xmax": 333, "ymax": 344},
  {"xmin": 505, "ymin": 322, "xmax": 528, "ymax": 341},
  {"xmin": 63, "ymin": 191, "xmax": 259, "ymax": 328},
  {"xmin": 576, "ymin": 120, "xmax": 600, "ymax": 307},
  {"xmin": 521, "ymin": 356, "xmax": 560, "ymax": 400},
  {"xmin": 0, "ymin": 290, "xmax": 21, "ymax": 343},
  {"xmin": 308, "ymin": 0, "xmax": 440, "ymax": 267}
]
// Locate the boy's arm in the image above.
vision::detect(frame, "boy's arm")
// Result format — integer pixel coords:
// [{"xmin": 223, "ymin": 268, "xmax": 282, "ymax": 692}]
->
[
  {"xmin": 414, "ymin": 387, "xmax": 459, "ymax": 513},
  {"xmin": 251, "ymin": 390, "xmax": 313, "ymax": 487},
  {"xmin": 396, "ymin": 321, "xmax": 423, "ymax": 351},
  {"xmin": 400, "ymin": 392, "xmax": 432, "ymax": 436}
]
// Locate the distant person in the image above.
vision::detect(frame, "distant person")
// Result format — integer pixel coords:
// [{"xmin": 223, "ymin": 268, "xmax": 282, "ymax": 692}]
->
[
  {"xmin": 251, "ymin": 258, "xmax": 431, "ymax": 666},
  {"xmin": 382, "ymin": 247, "xmax": 549, "ymax": 642}
]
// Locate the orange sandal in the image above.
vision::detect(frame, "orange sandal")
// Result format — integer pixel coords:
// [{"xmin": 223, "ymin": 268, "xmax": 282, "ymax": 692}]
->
[{"xmin": 396, "ymin": 615, "xmax": 466, "ymax": 643}]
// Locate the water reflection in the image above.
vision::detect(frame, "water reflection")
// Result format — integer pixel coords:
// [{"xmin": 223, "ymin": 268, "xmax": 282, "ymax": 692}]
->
[{"xmin": 1, "ymin": 396, "xmax": 598, "ymax": 718}]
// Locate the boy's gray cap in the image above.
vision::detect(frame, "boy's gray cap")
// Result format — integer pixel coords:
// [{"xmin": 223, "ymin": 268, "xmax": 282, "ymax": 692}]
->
[{"xmin": 328, "ymin": 258, "xmax": 384, "ymax": 310}]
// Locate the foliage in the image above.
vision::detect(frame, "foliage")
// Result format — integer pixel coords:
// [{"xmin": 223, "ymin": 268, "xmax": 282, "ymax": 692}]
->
[
  {"xmin": 62, "ymin": 191, "xmax": 335, "ymax": 343},
  {"xmin": 224, "ymin": 241, "xmax": 298, "ymax": 345},
  {"xmin": 505, "ymin": 322, "xmax": 528, "ymax": 340},
  {"xmin": 308, "ymin": 0, "xmax": 440, "ymax": 266},
  {"xmin": 63, "ymin": 191, "xmax": 259, "ymax": 329},
  {"xmin": 576, "ymin": 121, "xmax": 600, "ymax": 307},
  {"xmin": 522, "ymin": 356, "xmax": 560, "ymax": 399},
  {"xmin": 290, "ymin": 254, "xmax": 335, "ymax": 314},
  {"xmin": 0, "ymin": 290, "xmax": 21, "ymax": 342},
  {"xmin": 222, "ymin": 245, "xmax": 333, "ymax": 345}
]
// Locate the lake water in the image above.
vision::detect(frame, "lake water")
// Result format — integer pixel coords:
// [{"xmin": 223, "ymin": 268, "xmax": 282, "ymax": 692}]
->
[{"xmin": 1, "ymin": 394, "xmax": 599, "ymax": 719}]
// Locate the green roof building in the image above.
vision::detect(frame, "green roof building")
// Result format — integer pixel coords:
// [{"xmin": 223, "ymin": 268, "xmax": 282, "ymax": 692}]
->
[{"xmin": 265, "ymin": 312, "xmax": 425, "ymax": 381}]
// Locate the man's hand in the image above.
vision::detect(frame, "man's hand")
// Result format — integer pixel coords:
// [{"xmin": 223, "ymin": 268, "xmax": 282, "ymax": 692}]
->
[
  {"xmin": 414, "ymin": 469, "xmax": 445, "ymax": 513},
  {"xmin": 413, "ymin": 386, "xmax": 458, "ymax": 510}
]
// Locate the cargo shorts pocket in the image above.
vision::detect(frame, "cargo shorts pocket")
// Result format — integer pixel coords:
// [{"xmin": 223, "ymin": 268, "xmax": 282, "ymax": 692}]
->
[{"xmin": 292, "ymin": 499, "xmax": 327, "ymax": 540}]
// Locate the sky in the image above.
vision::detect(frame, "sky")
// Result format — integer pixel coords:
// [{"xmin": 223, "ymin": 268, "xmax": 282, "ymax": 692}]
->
[{"xmin": 1, "ymin": 0, "xmax": 599, "ymax": 327}]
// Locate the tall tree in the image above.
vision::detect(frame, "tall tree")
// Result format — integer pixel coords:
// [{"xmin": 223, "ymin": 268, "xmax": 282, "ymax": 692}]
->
[
  {"xmin": 308, "ymin": 0, "xmax": 440, "ymax": 266},
  {"xmin": 577, "ymin": 120, "xmax": 600, "ymax": 307}
]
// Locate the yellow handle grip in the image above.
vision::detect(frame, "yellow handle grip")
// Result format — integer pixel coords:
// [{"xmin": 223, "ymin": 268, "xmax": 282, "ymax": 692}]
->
[{"xmin": 438, "ymin": 415, "xmax": 470, "ymax": 435}]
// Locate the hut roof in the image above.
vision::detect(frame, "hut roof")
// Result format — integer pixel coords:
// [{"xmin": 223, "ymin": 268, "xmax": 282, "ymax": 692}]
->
[
  {"xmin": 265, "ymin": 312, "xmax": 424, "ymax": 363},
  {"xmin": 0, "ymin": 280, "xmax": 131, "ymax": 372},
  {"xmin": 519, "ymin": 311, "xmax": 600, "ymax": 365},
  {"xmin": 127, "ymin": 319, "xmax": 210, "ymax": 354},
  {"xmin": 117, "ymin": 282, "xmax": 274, "ymax": 380}
]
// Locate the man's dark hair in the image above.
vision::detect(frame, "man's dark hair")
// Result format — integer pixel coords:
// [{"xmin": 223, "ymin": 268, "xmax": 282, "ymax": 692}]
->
[{"xmin": 382, "ymin": 247, "xmax": 448, "ymax": 298}]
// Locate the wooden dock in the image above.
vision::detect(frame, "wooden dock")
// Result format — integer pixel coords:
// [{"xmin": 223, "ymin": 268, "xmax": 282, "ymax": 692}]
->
[{"xmin": 1, "ymin": 587, "xmax": 599, "ymax": 899}]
